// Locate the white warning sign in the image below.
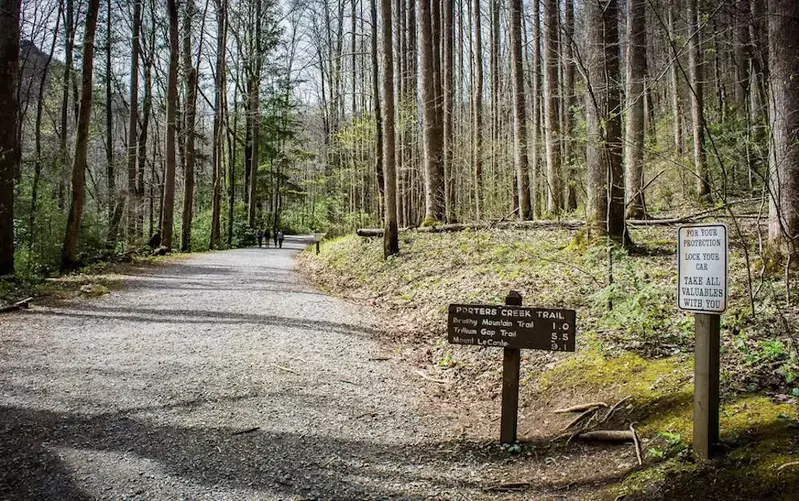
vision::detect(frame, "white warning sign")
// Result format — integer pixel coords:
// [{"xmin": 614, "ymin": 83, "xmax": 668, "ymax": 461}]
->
[{"xmin": 677, "ymin": 223, "xmax": 728, "ymax": 314}]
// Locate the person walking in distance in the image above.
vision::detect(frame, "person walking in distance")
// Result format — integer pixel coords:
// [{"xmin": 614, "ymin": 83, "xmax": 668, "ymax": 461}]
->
[
  {"xmin": 263, "ymin": 228, "xmax": 271, "ymax": 248},
  {"xmin": 277, "ymin": 230, "xmax": 284, "ymax": 249},
  {"xmin": 256, "ymin": 229, "xmax": 264, "ymax": 248}
]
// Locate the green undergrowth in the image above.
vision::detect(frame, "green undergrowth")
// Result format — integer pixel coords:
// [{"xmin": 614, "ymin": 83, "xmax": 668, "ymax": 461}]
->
[{"xmin": 300, "ymin": 226, "xmax": 799, "ymax": 499}]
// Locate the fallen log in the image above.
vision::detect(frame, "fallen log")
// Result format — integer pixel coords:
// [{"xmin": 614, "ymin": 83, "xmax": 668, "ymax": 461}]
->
[
  {"xmin": 0, "ymin": 297, "xmax": 33, "ymax": 314},
  {"xmin": 575, "ymin": 430, "xmax": 636, "ymax": 442},
  {"xmin": 553, "ymin": 402, "xmax": 608, "ymax": 414},
  {"xmin": 356, "ymin": 228, "xmax": 384, "ymax": 237}
]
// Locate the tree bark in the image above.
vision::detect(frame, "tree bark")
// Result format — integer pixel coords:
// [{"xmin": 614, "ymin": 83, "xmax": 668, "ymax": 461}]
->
[
  {"xmin": 563, "ymin": 0, "xmax": 576, "ymax": 211},
  {"xmin": 61, "ymin": 0, "xmax": 102, "ymax": 269},
  {"xmin": 370, "ymin": 0, "xmax": 383, "ymax": 203},
  {"xmin": 0, "ymin": 0, "xmax": 21, "ymax": 275},
  {"xmin": 381, "ymin": 0, "xmax": 399, "ymax": 256},
  {"xmin": 668, "ymin": 0, "xmax": 683, "ymax": 155},
  {"xmin": 688, "ymin": 0, "xmax": 711, "ymax": 201},
  {"xmin": 181, "ymin": 0, "xmax": 198, "ymax": 252},
  {"xmin": 210, "ymin": 0, "xmax": 226, "ymax": 249},
  {"xmin": 510, "ymin": 0, "xmax": 531, "ymax": 220},
  {"xmin": 472, "ymin": 0, "xmax": 483, "ymax": 219},
  {"xmin": 443, "ymin": 0, "xmax": 454, "ymax": 222},
  {"xmin": 543, "ymin": 0, "xmax": 561, "ymax": 214},
  {"xmin": 585, "ymin": 0, "xmax": 626, "ymax": 245},
  {"xmin": 160, "ymin": 0, "xmax": 180, "ymax": 250},
  {"xmin": 58, "ymin": 0, "xmax": 75, "ymax": 209},
  {"xmin": 767, "ymin": 0, "xmax": 799, "ymax": 253},
  {"xmin": 624, "ymin": 0, "xmax": 647, "ymax": 219},
  {"xmin": 126, "ymin": 0, "xmax": 141, "ymax": 243},
  {"xmin": 419, "ymin": 0, "xmax": 445, "ymax": 223}
]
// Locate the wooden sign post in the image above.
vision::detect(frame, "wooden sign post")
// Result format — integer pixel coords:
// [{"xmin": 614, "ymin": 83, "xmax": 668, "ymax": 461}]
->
[
  {"xmin": 448, "ymin": 292, "xmax": 576, "ymax": 444},
  {"xmin": 501, "ymin": 291, "xmax": 523, "ymax": 444},
  {"xmin": 678, "ymin": 223, "xmax": 728, "ymax": 460}
]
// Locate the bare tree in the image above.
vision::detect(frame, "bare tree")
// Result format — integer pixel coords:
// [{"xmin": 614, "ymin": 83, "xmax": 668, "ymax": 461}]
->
[
  {"xmin": 563, "ymin": 0, "xmax": 576, "ymax": 211},
  {"xmin": 210, "ymin": 0, "xmax": 226, "ymax": 249},
  {"xmin": 510, "ymin": 0, "xmax": 531, "ymax": 219},
  {"xmin": 126, "ymin": 0, "xmax": 142, "ymax": 242},
  {"xmin": 585, "ymin": 0, "xmax": 626, "ymax": 244},
  {"xmin": 160, "ymin": 0, "xmax": 180, "ymax": 249},
  {"xmin": 181, "ymin": 0, "xmax": 199, "ymax": 251},
  {"xmin": 61, "ymin": 0, "xmax": 102, "ymax": 269},
  {"xmin": 472, "ymin": 0, "xmax": 483, "ymax": 219},
  {"xmin": 624, "ymin": 0, "xmax": 647, "ymax": 218},
  {"xmin": 419, "ymin": 0, "xmax": 444, "ymax": 223},
  {"xmin": 381, "ymin": 0, "xmax": 398, "ymax": 256},
  {"xmin": 687, "ymin": 0, "xmax": 711, "ymax": 201},
  {"xmin": 543, "ymin": 0, "xmax": 561, "ymax": 214}
]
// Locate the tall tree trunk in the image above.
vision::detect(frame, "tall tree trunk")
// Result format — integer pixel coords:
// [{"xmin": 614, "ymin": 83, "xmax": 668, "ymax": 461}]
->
[
  {"xmin": 585, "ymin": 0, "xmax": 626, "ymax": 245},
  {"xmin": 543, "ymin": 0, "xmax": 561, "ymax": 214},
  {"xmin": 58, "ymin": 0, "xmax": 75, "ymax": 209},
  {"xmin": 443, "ymin": 0, "xmax": 454, "ymax": 222},
  {"xmin": 181, "ymin": 0, "xmax": 198, "ymax": 252},
  {"xmin": 381, "ymin": 0, "xmax": 399, "ymax": 256},
  {"xmin": 0, "ymin": 0, "xmax": 21, "ymax": 275},
  {"xmin": 563, "ymin": 0, "xmax": 576, "ymax": 211},
  {"xmin": 210, "ymin": 0, "xmax": 226, "ymax": 249},
  {"xmin": 30, "ymin": 0, "xmax": 62, "ymax": 255},
  {"xmin": 419, "ymin": 0, "xmax": 445, "ymax": 223},
  {"xmin": 370, "ymin": 0, "xmax": 383, "ymax": 204},
  {"xmin": 472, "ymin": 0, "xmax": 483, "ymax": 219},
  {"xmin": 61, "ymin": 0, "xmax": 102, "ymax": 269},
  {"xmin": 688, "ymin": 0, "xmax": 711, "ymax": 201},
  {"xmin": 624, "ymin": 0, "xmax": 647, "ymax": 218},
  {"xmin": 510, "ymin": 0, "xmax": 531, "ymax": 220},
  {"xmin": 160, "ymin": 0, "xmax": 180, "ymax": 250},
  {"xmin": 126, "ymin": 0, "xmax": 141, "ymax": 242},
  {"xmin": 105, "ymin": 0, "xmax": 123, "ymax": 246},
  {"xmin": 248, "ymin": 0, "xmax": 262, "ymax": 228},
  {"xmin": 668, "ymin": 0, "xmax": 683, "ymax": 155},
  {"xmin": 767, "ymin": 0, "xmax": 799, "ymax": 253}
]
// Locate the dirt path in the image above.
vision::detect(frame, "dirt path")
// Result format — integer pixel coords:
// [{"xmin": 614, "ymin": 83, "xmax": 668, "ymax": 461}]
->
[{"xmin": 1, "ymin": 237, "xmax": 597, "ymax": 500}]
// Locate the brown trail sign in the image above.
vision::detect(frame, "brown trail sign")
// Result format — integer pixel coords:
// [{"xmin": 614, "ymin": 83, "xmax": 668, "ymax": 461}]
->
[
  {"xmin": 448, "ymin": 304, "xmax": 576, "ymax": 352},
  {"xmin": 448, "ymin": 292, "xmax": 577, "ymax": 444}
]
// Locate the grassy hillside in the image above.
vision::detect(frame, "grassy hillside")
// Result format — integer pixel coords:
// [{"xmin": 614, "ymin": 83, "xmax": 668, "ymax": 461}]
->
[{"xmin": 298, "ymin": 226, "xmax": 799, "ymax": 500}]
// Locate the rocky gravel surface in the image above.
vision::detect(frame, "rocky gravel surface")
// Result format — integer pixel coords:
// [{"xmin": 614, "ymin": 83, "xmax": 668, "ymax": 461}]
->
[{"xmin": 0, "ymin": 237, "xmax": 592, "ymax": 500}]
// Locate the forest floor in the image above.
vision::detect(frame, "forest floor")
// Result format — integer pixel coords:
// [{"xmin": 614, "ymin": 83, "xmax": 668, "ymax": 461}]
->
[
  {"xmin": 297, "ymin": 225, "xmax": 799, "ymax": 500},
  {"xmin": 2, "ymin": 235, "xmax": 608, "ymax": 500}
]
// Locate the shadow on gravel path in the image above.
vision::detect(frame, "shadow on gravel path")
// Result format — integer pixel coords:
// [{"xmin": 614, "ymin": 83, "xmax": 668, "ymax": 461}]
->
[{"xmin": 0, "ymin": 403, "xmax": 621, "ymax": 500}]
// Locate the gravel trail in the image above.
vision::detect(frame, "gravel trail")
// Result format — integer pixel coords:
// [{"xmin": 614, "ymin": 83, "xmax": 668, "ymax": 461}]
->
[{"xmin": 0, "ymin": 237, "xmax": 583, "ymax": 500}]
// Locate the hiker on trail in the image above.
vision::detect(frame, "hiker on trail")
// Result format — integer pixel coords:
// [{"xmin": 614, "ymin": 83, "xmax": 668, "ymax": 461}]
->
[
  {"xmin": 256, "ymin": 229, "xmax": 263, "ymax": 248},
  {"xmin": 264, "ymin": 228, "xmax": 271, "ymax": 248},
  {"xmin": 277, "ymin": 230, "xmax": 284, "ymax": 249}
]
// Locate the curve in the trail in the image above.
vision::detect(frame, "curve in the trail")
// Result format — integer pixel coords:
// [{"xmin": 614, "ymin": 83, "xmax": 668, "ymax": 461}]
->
[{"xmin": 0, "ymin": 237, "xmax": 582, "ymax": 500}]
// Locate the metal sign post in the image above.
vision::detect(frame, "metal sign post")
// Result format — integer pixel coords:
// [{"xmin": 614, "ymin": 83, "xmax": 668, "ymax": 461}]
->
[
  {"xmin": 678, "ymin": 223, "xmax": 728, "ymax": 460},
  {"xmin": 448, "ymin": 292, "xmax": 576, "ymax": 444}
]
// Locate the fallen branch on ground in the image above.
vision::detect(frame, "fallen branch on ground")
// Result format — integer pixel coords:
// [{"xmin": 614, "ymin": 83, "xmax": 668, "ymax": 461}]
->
[
  {"xmin": 0, "ymin": 297, "xmax": 33, "ymax": 314},
  {"xmin": 563, "ymin": 407, "xmax": 603, "ymax": 431},
  {"xmin": 553, "ymin": 402, "xmax": 608, "ymax": 414},
  {"xmin": 630, "ymin": 423, "xmax": 642, "ymax": 466},
  {"xmin": 574, "ymin": 430, "xmax": 636, "ymax": 442},
  {"xmin": 777, "ymin": 461, "xmax": 799, "ymax": 471}
]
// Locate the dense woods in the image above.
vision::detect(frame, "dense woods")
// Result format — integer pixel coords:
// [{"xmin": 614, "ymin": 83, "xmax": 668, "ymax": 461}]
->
[{"xmin": 0, "ymin": 0, "xmax": 798, "ymax": 274}]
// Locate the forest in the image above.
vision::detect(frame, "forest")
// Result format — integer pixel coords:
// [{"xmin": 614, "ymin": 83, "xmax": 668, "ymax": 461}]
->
[{"xmin": 0, "ymin": 0, "xmax": 797, "ymax": 271}]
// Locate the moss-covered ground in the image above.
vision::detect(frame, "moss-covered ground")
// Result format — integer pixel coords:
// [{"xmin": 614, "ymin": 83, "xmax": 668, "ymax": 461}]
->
[{"xmin": 298, "ymin": 226, "xmax": 799, "ymax": 500}]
